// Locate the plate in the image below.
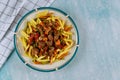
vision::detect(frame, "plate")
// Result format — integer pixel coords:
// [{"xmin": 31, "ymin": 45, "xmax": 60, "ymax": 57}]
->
[{"xmin": 14, "ymin": 7, "xmax": 79, "ymax": 72}]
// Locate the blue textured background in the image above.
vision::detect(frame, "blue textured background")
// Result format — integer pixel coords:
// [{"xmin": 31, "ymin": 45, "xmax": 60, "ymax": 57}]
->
[{"xmin": 0, "ymin": 0, "xmax": 120, "ymax": 80}]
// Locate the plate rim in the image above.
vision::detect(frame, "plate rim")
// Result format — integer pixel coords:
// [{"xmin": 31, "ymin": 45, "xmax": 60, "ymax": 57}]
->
[{"xmin": 14, "ymin": 7, "xmax": 80, "ymax": 72}]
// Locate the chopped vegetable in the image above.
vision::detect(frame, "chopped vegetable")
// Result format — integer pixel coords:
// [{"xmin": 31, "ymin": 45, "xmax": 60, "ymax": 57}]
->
[{"xmin": 55, "ymin": 40, "xmax": 61, "ymax": 46}]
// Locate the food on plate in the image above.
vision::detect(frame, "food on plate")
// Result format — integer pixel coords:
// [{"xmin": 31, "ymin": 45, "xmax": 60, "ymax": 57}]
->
[{"xmin": 19, "ymin": 10, "xmax": 74, "ymax": 64}]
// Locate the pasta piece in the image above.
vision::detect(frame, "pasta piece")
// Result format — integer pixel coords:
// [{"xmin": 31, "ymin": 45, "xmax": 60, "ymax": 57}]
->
[
  {"xmin": 57, "ymin": 49, "xmax": 70, "ymax": 58},
  {"xmin": 64, "ymin": 39, "xmax": 74, "ymax": 50},
  {"xmin": 57, "ymin": 19, "xmax": 63, "ymax": 30},
  {"xmin": 50, "ymin": 56, "xmax": 55, "ymax": 64},
  {"xmin": 36, "ymin": 10, "xmax": 48, "ymax": 18},
  {"xmin": 28, "ymin": 46, "xmax": 33, "ymax": 58},
  {"xmin": 63, "ymin": 31, "xmax": 72, "ymax": 35},
  {"xmin": 65, "ymin": 41, "xmax": 69, "ymax": 46},
  {"xmin": 26, "ymin": 28, "xmax": 30, "ymax": 34},
  {"xmin": 28, "ymin": 22, "xmax": 32, "ymax": 33},
  {"xmin": 58, "ymin": 52, "xmax": 68, "ymax": 59},
  {"xmin": 62, "ymin": 32, "xmax": 69, "ymax": 38},
  {"xmin": 64, "ymin": 26, "xmax": 72, "ymax": 31},
  {"xmin": 25, "ymin": 44, "xmax": 30, "ymax": 52},
  {"xmin": 51, "ymin": 16, "xmax": 60, "ymax": 22},
  {"xmin": 20, "ymin": 37, "xmax": 27, "ymax": 48},
  {"xmin": 29, "ymin": 19, "xmax": 37, "ymax": 27},
  {"xmin": 36, "ymin": 18, "xmax": 41, "ymax": 24},
  {"xmin": 36, "ymin": 56, "xmax": 46, "ymax": 61},
  {"xmin": 21, "ymin": 30, "xmax": 29, "ymax": 40},
  {"xmin": 36, "ymin": 58, "xmax": 49, "ymax": 63}
]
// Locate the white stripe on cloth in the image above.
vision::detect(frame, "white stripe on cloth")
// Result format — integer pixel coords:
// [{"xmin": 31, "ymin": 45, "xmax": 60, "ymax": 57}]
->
[
  {"xmin": 0, "ymin": 0, "xmax": 26, "ymax": 40},
  {"xmin": 0, "ymin": 0, "xmax": 55, "ymax": 69}
]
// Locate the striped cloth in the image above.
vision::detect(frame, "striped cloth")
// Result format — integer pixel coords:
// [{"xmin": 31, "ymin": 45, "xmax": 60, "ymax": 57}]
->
[{"xmin": 0, "ymin": 0, "xmax": 55, "ymax": 68}]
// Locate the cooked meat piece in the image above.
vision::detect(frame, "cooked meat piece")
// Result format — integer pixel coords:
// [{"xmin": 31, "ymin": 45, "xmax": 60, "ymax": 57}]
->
[
  {"xmin": 48, "ymin": 52, "xmax": 53, "ymax": 56},
  {"xmin": 44, "ymin": 27, "xmax": 51, "ymax": 35},
  {"xmin": 54, "ymin": 35, "xmax": 59, "ymax": 41},
  {"xmin": 41, "ymin": 34, "xmax": 45, "ymax": 38},
  {"xmin": 56, "ymin": 45, "xmax": 63, "ymax": 49},
  {"xmin": 61, "ymin": 40, "xmax": 66, "ymax": 46},
  {"xmin": 38, "ymin": 26, "xmax": 42, "ymax": 32},
  {"xmin": 36, "ymin": 24, "xmax": 41, "ymax": 27},
  {"xmin": 44, "ymin": 20, "xmax": 49, "ymax": 25},
  {"xmin": 48, "ymin": 22, "xmax": 53, "ymax": 27},
  {"xmin": 39, "ymin": 34, "xmax": 45, "ymax": 41},
  {"xmin": 53, "ymin": 30, "xmax": 60, "ymax": 41},
  {"xmin": 51, "ymin": 21, "xmax": 56, "ymax": 29},
  {"xmin": 38, "ymin": 41, "xmax": 45, "ymax": 48},
  {"xmin": 48, "ymin": 30, "xmax": 53, "ymax": 35},
  {"xmin": 54, "ymin": 21, "xmax": 60, "ymax": 27},
  {"xmin": 44, "ymin": 51, "xmax": 48, "ymax": 56},
  {"xmin": 51, "ymin": 21, "xmax": 60, "ymax": 29},
  {"xmin": 28, "ymin": 33, "xmax": 34, "ymax": 45},
  {"xmin": 32, "ymin": 48, "xmax": 39, "ymax": 56},
  {"xmin": 44, "ymin": 47, "xmax": 48, "ymax": 52},
  {"xmin": 49, "ymin": 47, "xmax": 54, "ymax": 52},
  {"xmin": 37, "ymin": 26, "xmax": 43, "ymax": 35},
  {"xmin": 34, "ymin": 32, "xmax": 40, "ymax": 41},
  {"xmin": 39, "ymin": 49, "xmax": 43, "ymax": 56},
  {"xmin": 47, "ymin": 40, "xmax": 53, "ymax": 46},
  {"xmin": 48, "ymin": 34, "xmax": 53, "ymax": 41},
  {"xmin": 48, "ymin": 47, "xmax": 54, "ymax": 56}
]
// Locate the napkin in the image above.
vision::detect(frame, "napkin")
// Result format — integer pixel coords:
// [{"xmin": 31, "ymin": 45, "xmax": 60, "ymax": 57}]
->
[{"xmin": 0, "ymin": 0, "xmax": 55, "ymax": 68}]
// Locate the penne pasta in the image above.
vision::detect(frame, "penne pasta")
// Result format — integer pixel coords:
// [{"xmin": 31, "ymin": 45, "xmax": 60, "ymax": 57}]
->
[
  {"xmin": 28, "ymin": 22, "xmax": 32, "ymax": 33},
  {"xmin": 21, "ymin": 30, "xmax": 29, "ymax": 40},
  {"xmin": 36, "ymin": 10, "xmax": 48, "ymax": 18},
  {"xmin": 36, "ymin": 18, "xmax": 41, "ymax": 24},
  {"xmin": 28, "ymin": 46, "xmax": 33, "ymax": 58},
  {"xmin": 20, "ymin": 37, "xmax": 27, "ymax": 48},
  {"xmin": 36, "ymin": 58, "xmax": 49, "ymax": 63},
  {"xmin": 29, "ymin": 19, "xmax": 37, "ymax": 28},
  {"xmin": 57, "ymin": 49, "xmax": 70, "ymax": 58}
]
